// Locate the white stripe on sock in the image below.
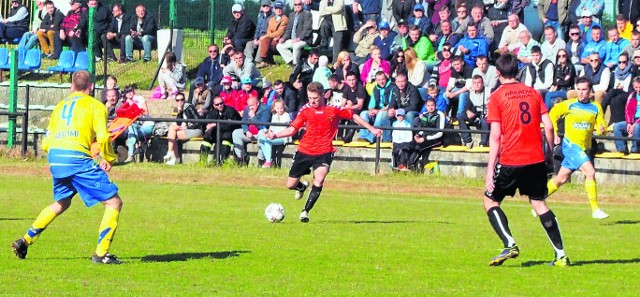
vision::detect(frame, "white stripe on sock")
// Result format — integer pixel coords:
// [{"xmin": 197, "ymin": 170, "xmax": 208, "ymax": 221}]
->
[
  {"xmin": 491, "ymin": 209, "xmax": 515, "ymax": 247},
  {"xmin": 542, "ymin": 217, "xmax": 566, "ymax": 258}
]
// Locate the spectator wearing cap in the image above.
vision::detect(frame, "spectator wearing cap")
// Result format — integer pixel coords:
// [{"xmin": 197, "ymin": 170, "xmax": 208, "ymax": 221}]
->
[
  {"xmin": 404, "ymin": 25, "xmax": 436, "ymax": 64},
  {"xmin": 235, "ymin": 77, "xmax": 260, "ymax": 116},
  {"xmin": 53, "ymin": 0, "xmax": 86, "ymax": 58},
  {"xmin": 390, "ymin": 19, "xmax": 408, "ymax": 53},
  {"xmin": 537, "ymin": 0, "xmax": 569, "ymax": 41},
  {"xmin": 260, "ymin": 79, "xmax": 278, "ymax": 108},
  {"xmin": 226, "ymin": 4, "xmax": 256, "ymax": 52},
  {"xmin": 276, "ymin": 0, "xmax": 312, "ymax": 67},
  {"xmin": 352, "ymin": 19, "xmax": 379, "ymax": 64},
  {"xmin": 604, "ymin": 26, "xmax": 631, "ymax": 68},
  {"xmin": 191, "ymin": 77, "xmax": 212, "ymax": 117},
  {"xmin": 392, "ymin": 0, "xmax": 414, "ymax": 25},
  {"xmin": 580, "ymin": 25, "xmax": 606, "ymax": 65},
  {"xmin": 407, "ymin": 3, "xmax": 431, "ymax": 36},
  {"xmin": 216, "ymin": 76, "xmax": 239, "ymax": 109},
  {"xmin": 576, "ymin": 0, "xmax": 605, "ymax": 24},
  {"xmin": 391, "ymin": 108, "xmax": 412, "ymax": 170},
  {"xmin": 223, "ymin": 51, "xmax": 264, "ymax": 88},
  {"xmin": 313, "ymin": 55, "xmax": 332, "ymax": 89},
  {"xmin": 0, "ymin": 0, "xmax": 30, "ymax": 43},
  {"xmin": 353, "ymin": 0, "xmax": 383, "ymax": 24},
  {"xmin": 244, "ymin": 0, "xmax": 273, "ymax": 63},
  {"xmin": 158, "ymin": 51, "xmax": 186, "ymax": 99},
  {"xmin": 319, "ymin": 0, "xmax": 348, "ymax": 62},
  {"xmin": 623, "ymin": 31, "xmax": 640, "ymax": 58},
  {"xmin": 254, "ymin": 1, "xmax": 288, "ymax": 68},
  {"xmin": 578, "ymin": 10, "xmax": 600, "ymax": 43},
  {"xmin": 124, "ymin": 4, "xmax": 158, "ymax": 62},
  {"xmin": 373, "ymin": 21, "xmax": 397, "ymax": 60}
]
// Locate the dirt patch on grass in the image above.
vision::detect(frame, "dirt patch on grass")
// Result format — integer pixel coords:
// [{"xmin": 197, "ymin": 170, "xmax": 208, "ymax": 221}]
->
[{"xmin": 0, "ymin": 162, "xmax": 632, "ymax": 207}]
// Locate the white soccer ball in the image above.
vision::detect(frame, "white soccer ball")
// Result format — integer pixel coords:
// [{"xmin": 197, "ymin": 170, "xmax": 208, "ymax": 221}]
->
[{"xmin": 265, "ymin": 203, "xmax": 285, "ymax": 223}]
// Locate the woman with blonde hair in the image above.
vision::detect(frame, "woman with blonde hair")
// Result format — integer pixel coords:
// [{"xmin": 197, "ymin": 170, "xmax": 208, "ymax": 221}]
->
[
  {"xmin": 404, "ymin": 47, "xmax": 428, "ymax": 98},
  {"xmin": 360, "ymin": 46, "xmax": 391, "ymax": 94},
  {"xmin": 257, "ymin": 99, "xmax": 291, "ymax": 168},
  {"xmin": 332, "ymin": 51, "xmax": 360, "ymax": 83}
]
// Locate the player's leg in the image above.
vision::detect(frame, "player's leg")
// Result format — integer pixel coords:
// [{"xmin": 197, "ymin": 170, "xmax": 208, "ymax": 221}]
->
[
  {"xmin": 484, "ymin": 164, "xmax": 519, "ymax": 266},
  {"xmin": 287, "ymin": 151, "xmax": 311, "ymax": 200},
  {"xmin": 579, "ymin": 161, "xmax": 608, "ymax": 219},
  {"xmin": 299, "ymin": 153, "xmax": 333, "ymax": 223},
  {"xmin": 531, "ymin": 199, "xmax": 569, "ymax": 267},
  {"xmin": 12, "ymin": 178, "xmax": 75, "ymax": 259},
  {"xmin": 547, "ymin": 166, "xmax": 572, "ymax": 196},
  {"xmin": 94, "ymin": 194, "xmax": 123, "ymax": 264}
]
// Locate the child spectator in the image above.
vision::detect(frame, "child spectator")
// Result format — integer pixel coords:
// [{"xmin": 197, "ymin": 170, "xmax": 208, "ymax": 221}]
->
[
  {"xmin": 312, "ymin": 55, "xmax": 332, "ymax": 89},
  {"xmin": 392, "ymin": 109, "xmax": 412, "ymax": 171},
  {"xmin": 257, "ymin": 99, "xmax": 291, "ymax": 168}
]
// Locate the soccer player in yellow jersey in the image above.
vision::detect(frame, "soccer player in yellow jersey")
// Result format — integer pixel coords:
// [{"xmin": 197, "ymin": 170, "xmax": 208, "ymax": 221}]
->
[
  {"xmin": 11, "ymin": 71, "xmax": 124, "ymax": 264},
  {"xmin": 548, "ymin": 77, "xmax": 609, "ymax": 219}
]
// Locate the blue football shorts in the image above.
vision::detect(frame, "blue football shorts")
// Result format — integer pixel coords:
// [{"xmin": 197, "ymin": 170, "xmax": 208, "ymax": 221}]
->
[
  {"xmin": 52, "ymin": 162, "xmax": 119, "ymax": 207},
  {"xmin": 561, "ymin": 138, "xmax": 590, "ymax": 171}
]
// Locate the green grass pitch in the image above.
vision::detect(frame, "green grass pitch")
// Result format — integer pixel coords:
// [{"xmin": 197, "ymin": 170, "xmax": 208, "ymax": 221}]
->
[{"xmin": 1, "ymin": 160, "xmax": 640, "ymax": 296}]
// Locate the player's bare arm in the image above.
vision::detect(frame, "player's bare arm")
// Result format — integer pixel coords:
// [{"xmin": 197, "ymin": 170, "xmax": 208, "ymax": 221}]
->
[{"xmin": 353, "ymin": 114, "xmax": 382, "ymax": 137}]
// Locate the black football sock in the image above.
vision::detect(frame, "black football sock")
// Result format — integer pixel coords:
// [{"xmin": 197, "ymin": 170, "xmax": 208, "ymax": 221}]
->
[
  {"xmin": 292, "ymin": 181, "xmax": 308, "ymax": 192},
  {"xmin": 539, "ymin": 210, "xmax": 566, "ymax": 258},
  {"xmin": 487, "ymin": 206, "xmax": 516, "ymax": 248},
  {"xmin": 303, "ymin": 185, "xmax": 323, "ymax": 212}
]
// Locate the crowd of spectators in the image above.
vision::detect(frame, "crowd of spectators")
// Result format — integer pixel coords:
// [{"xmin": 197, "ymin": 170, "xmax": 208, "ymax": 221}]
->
[{"xmin": 101, "ymin": 0, "xmax": 640, "ymax": 167}]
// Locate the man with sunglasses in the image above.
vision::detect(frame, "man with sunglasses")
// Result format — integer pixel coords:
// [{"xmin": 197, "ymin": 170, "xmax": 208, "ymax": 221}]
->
[
  {"xmin": 190, "ymin": 44, "xmax": 224, "ymax": 104},
  {"xmin": 565, "ymin": 24, "xmax": 586, "ymax": 72},
  {"xmin": 276, "ymin": 0, "xmax": 312, "ymax": 67},
  {"xmin": 577, "ymin": 10, "xmax": 600, "ymax": 43},
  {"xmin": 244, "ymin": 0, "xmax": 273, "ymax": 64},
  {"xmin": 201, "ymin": 96, "xmax": 241, "ymax": 165}
]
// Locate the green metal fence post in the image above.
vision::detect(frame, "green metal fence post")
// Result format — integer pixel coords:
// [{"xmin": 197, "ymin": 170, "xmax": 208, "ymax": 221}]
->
[
  {"xmin": 210, "ymin": 0, "xmax": 215, "ymax": 45},
  {"xmin": 87, "ymin": 6, "xmax": 96, "ymax": 82},
  {"xmin": 7, "ymin": 49, "xmax": 18, "ymax": 149}
]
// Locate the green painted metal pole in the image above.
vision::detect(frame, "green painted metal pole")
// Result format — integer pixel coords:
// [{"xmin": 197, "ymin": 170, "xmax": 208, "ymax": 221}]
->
[
  {"xmin": 170, "ymin": 0, "xmax": 176, "ymax": 27},
  {"xmin": 209, "ymin": 0, "xmax": 215, "ymax": 45},
  {"xmin": 7, "ymin": 49, "xmax": 18, "ymax": 149},
  {"xmin": 87, "ymin": 6, "xmax": 96, "ymax": 81}
]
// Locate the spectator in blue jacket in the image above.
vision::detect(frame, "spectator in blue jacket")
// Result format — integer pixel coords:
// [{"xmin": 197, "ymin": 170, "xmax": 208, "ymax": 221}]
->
[
  {"xmin": 244, "ymin": 0, "xmax": 273, "ymax": 63},
  {"xmin": 354, "ymin": 0, "xmax": 382, "ymax": 24},
  {"xmin": 373, "ymin": 21, "xmax": 397, "ymax": 60},
  {"xmin": 580, "ymin": 26, "xmax": 606, "ymax": 65},
  {"xmin": 231, "ymin": 96, "xmax": 272, "ymax": 166},
  {"xmin": 455, "ymin": 23, "xmax": 488, "ymax": 67},
  {"xmin": 603, "ymin": 26, "xmax": 631, "ymax": 68},
  {"xmin": 578, "ymin": 10, "xmax": 600, "ymax": 43},
  {"xmin": 407, "ymin": 3, "xmax": 431, "ymax": 36},
  {"xmin": 188, "ymin": 44, "xmax": 224, "ymax": 103}
]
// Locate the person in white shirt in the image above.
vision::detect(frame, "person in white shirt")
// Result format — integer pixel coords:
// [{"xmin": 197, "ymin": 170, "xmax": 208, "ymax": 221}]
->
[
  {"xmin": 472, "ymin": 55, "xmax": 498, "ymax": 91},
  {"xmin": 498, "ymin": 14, "xmax": 528, "ymax": 53},
  {"xmin": 541, "ymin": 25, "xmax": 566, "ymax": 62},
  {"xmin": 391, "ymin": 108, "xmax": 412, "ymax": 171}
]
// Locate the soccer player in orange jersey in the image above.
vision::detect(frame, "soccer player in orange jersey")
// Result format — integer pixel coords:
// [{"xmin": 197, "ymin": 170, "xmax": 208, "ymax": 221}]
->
[{"xmin": 483, "ymin": 54, "xmax": 569, "ymax": 267}]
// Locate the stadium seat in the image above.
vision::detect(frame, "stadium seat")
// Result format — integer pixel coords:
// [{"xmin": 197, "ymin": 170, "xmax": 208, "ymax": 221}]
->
[
  {"xmin": 48, "ymin": 50, "xmax": 76, "ymax": 82},
  {"xmin": 65, "ymin": 51, "xmax": 88, "ymax": 72},
  {"xmin": 0, "ymin": 48, "xmax": 8, "ymax": 68},
  {"xmin": 18, "ymin": 49, "xmax": 41, "ymax": 71},
  {"xmin": 0, "ymin": 47, "xmax": 26, "ymax": 70}
]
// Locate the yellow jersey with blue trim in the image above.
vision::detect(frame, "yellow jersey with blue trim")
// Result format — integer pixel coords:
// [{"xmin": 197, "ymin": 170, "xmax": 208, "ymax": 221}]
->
[
  {"xmin": 549, "ymin": 98, "xmax": 605, "ymax": 151},
  {"xmin": 43, "ymin": 92, "xmax": 116, "ymax": 168}
]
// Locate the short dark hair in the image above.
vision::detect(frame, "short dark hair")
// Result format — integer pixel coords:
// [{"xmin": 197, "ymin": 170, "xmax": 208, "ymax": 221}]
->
[
  {"xmin": 466, "ymin": 22, "xmax": 477, "ymax": 30},
  {"xmin": 633, "ymin": 76, "xmax": 640, "ymax": 85},
  {"xmin": 592, "ymin": 25, "xmax": 602, "ymax": 31},
  {"xmin": 274, "ymin": 79, "xmax": 284, "ymax": 86},
  {"xmin": 616, "ymin": 13, "xmax": 628, "ymax": 22},
  {"xmin": 72, "ymin": 71, "xmax": 93, "ymax": 92},
  {"xmin": 472, "ymin": 74, "xmax": 484, "ymax": 81},
  {"xmin": 307, "ymin": 82, "xmax": 324, "ymax": 95},
  {"xmin": 345, "ymin": 71, "xmax": 357, "ymax": 79},
  {"xmin": 451, "ymin": 56, "xmax": 464, "ymax": 64},
  {"xmin": 408, "ymin": 25, "xmax": 421, "ymax": 32},
  {"xmin": 495, "ymin": 53, "xmax": 519, "ymax": 79},
  {"xmin": 575, "ymin": 76, "xmax": 593, "ymax": 89},
  {"xmin": 544, "ymin": 25, "xmax": 556, "ymax": 32},
  {"xmin": 375, "ymin": 71, "xmax": 387, "ymax": 79},
  {"xmin": 531, "ymin": 46, "xmax": 542, "ymax": 54},
  {"xmin": 328, "ymin": 74, "xmax": 339, "ymax": 83},
  {"xmin": 309, "ymin": 48, "xmax": 320, "ymax": 57}
]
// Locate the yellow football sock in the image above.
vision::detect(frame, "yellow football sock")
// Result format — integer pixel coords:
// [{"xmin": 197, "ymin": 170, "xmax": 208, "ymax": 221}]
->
[
  {"xmin": 95, "ymin": 207, "xmax": 120, "ymax": 257},
  {"xmin": 547, "ymin": 179, "xmax": 559, "ymax": 197},
  {"xmin": 585, "ymin": 179, "xmax": 599, "ymax": 212},
  {"xmin": 23, "ymin": 206, "xmax": 58, "ymax": 245}
]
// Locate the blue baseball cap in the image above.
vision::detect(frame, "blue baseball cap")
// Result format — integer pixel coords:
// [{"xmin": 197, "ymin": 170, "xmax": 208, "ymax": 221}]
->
[
  {"xmin": 241, "ymin": 77, "xmax": 252, "ymax": 85},
  {"xmin": 378, "ymin": 21, "xmax": 390, "ymax": 30},
  {"xmin": 413, "ymin": 4, "xmax": 424, "ymax": 11},
  {"xmin": 273, "ymin": 1, "xmax": 284, "ymax": 9}
]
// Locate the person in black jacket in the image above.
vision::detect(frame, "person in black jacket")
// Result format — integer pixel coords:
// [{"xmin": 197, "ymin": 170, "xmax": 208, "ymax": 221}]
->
[
  {"xmin": 124, "ymin": 4, "xmax": 157, "ymax": 62},
  {"xmin": 102, "ymin": 3, "xmax": 131, "ymax": 62},
  {"xmin": 273, "ymin": 80, "xmax": 299, "ymax": 117},
  {"xmin": 79, "ymin": 0, "xmax": 110, "ymax": 61},
  {"xmin": 164, "ymin": 93, "xmax": 202, "ymax": 165},
  {"xmin": 0, "ymin": 0, "xmax": 30, "ymax": 42},
  {"xmin": 388, "ymin": 73, "xmax": 423, "ymax": 122},
  {"xmin": 201, "ymin": 96, "xmax": 242, "ymax": 164},
  {"xmin": 226, "ymin": 4, "xmax": 256, "ymax": 54},
  {"xmin": 619, "ymin": 0, "xmax": 640, "ymax": 26},
  {"xmin": 288, "ymin": 49, "xmax": 319, "ymax": 115},
  {"xmin": 188, "ymin": 44, "xmax": 224, "ymax": 102},
  {"xmin": 37, "ymin": 1, "xmax": 64, "ymax": 56}
]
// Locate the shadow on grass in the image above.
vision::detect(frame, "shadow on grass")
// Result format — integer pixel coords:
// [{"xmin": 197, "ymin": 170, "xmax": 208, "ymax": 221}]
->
[
  {"xmin": 609, "ymin": 220, "xmax": 640, "ymax": 225},
  {"xmin": 319, "ymin": 220, "xmax": 450, "ymax": 225},
  {"xmin": 0, "ymin": 218, "xmax": 31, "ymax": 221},
  {"xmin": 521, "ymin": 258, "xmax": 640, "ymax": 267},
  {"xmin": 140, "ymin": 250, "xmax": 250, "ymax": 263}
]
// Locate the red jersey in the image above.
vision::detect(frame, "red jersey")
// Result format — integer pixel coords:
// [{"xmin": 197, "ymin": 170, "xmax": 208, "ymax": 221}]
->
[
  {"xmin": 290, "ymin": 104, "xmax": 354, "ymax": 155},
  {"xmin": 486, "ymin": 82, "xmax": 548, "ymax": 166}
]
